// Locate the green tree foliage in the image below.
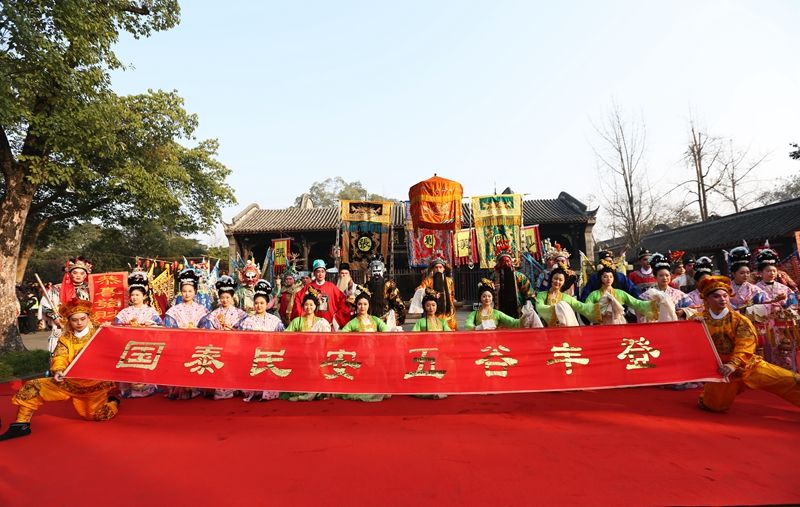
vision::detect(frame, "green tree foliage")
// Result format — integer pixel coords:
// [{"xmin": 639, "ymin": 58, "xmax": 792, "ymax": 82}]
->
[
  {"xmin": 0, "ymin": 1, "xmax": 235, "ymax": 351},
  {"xmin": 25, "ymin": 222, "xmax": 213, "ymax": 283},
  {"xmin": 790, "ymin": 143, "xmax": 799, "ymax": 160},
  {"xmin": 293, "ymin": 177, "xmax": 390, "ymax": 207}
]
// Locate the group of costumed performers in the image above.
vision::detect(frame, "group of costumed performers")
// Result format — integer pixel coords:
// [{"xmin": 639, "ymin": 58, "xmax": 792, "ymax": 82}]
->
[
  {"xmin": 4, "ymin": 238, "xmax": 800, "ymax": 441},
  {"xmin": 40, "ymin": 257, "xmax": 93, "ymax": 353}
]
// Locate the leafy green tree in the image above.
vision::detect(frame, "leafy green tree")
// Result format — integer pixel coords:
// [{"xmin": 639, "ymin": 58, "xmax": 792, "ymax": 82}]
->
[
  {"xmin": 790, "ymin": 143, "xmax": 799, "ymax": 160},
  {"xmin": 26, "ymin": 222, "xmax": 219, "ymax": 284},
  {"xmin": 0, "ymin": 1, "xmax": 235, "ymax": 351},
  {"xmin": 293, "ymin": 177, "xmax": 390, "ymax": 207}
]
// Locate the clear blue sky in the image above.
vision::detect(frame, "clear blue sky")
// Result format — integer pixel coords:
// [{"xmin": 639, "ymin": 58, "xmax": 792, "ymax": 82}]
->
[{"xmin": 110, "ymin": 0, "xmax": 800, "ymax": 243}]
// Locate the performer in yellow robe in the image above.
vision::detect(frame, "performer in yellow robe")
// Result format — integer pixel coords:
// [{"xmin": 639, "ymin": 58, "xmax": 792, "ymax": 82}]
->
[
  {"xmin": 0, "ymin": 298, "xmax": 119, "ymax": 441},
  {"xmin": 416, "ymin": 258, "xmax": 457, "ymax": 330},
  {"xmin": 695, "ymin": 276, "xmax": 800, "ymax": 412}
]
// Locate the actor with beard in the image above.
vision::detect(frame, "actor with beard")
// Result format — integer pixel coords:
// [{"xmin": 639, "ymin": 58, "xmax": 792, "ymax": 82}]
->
[
  {"xmin": 336, "ymin": 262, "xmax": 356, "ymax": 307},
  {"xmin": 492, "ymin": 244, "xmax": 534, "ymax": 319},
  {"xmin": 366, "ymin": 257, "xmax": 406, "ymax": 325},
  {"xmin": 416, "ymin": 257, "xmax": 457, "ymax": 330}
]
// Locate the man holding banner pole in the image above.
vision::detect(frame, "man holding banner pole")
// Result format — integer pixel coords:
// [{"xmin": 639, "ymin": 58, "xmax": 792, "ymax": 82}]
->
[
  {"xmin": 696, "ymin": 275, "xmax": 800, "ymax": 412},
  {"xmin": 0, "ymin": 299, "xmax": 119, "ymax": 441}
]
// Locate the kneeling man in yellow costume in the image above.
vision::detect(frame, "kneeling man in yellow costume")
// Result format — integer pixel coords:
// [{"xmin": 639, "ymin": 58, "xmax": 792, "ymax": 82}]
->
[
  {"xmin": 696, "ymin": 275, "xmax": 800, "ymax": 412},
  {"xmin": 0, "ymin": 298, "xmax": 119, "ymax": 441}
]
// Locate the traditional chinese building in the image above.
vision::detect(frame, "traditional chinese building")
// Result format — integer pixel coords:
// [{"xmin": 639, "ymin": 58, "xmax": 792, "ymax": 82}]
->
[{"xmin": 223, "ymin": 191, "xmax": 597, "ymax": 300}]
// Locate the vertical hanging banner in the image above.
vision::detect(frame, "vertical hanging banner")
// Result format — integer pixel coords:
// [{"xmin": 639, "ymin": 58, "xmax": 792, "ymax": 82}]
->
[
  {"xmin": 405, "ymin": 203, "xmax": 454, "ymax": 267},
  {"xmin": 272, "ymin": 238, "xmax": 291, "ymax": 274},
  {"xmin": 340, "ymin": 201, "xmax": 393, "ymax": 266},
  {"xmin": 521, "ymin": 225, "xmax": 542, "ymax": 260},
  {"xmin": 472, "ymin": 194, "xmax": 523, "ymax": 269},
  {"xmin": 454, "ymin": 228, "xmax": 478, "ymax": 266},
  {"xmin": 149, "ymin": 266, "xmax": 173, "ymax": 319},
  {"xmin": 88, "ymin": 272, "xmax": 128, "ymax": 323}
]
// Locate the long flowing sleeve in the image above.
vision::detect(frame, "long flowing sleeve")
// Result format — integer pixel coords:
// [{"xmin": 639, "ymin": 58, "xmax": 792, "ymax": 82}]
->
[
  {"xmin": 463, "ymin": 311, "xmax": 478, "ymax": 330},
  {"xmin": 340, "ymin": 318, "xmax": 360, "ymax": 332},
  {"xmin": 563, "ymin": 293, "xmax": 597, "ymax": 321},
  {"xmin": 534, "ymin": 292, "xmax": 556, "ymax": 326},
  {"xmin": 618, "ymin": 290, "xmax": 657, "ymax": 320},
  {"xmin": 373, "ymin": 316, "xmax": 389, "ymax": 332},
  {"xmin": 494, "ymin": 310, "xmax": 521, "ymax": 328}
]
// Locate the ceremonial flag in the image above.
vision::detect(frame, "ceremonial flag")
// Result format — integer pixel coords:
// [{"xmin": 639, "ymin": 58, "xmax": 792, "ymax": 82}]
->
[
  {"xmin": 272, "ymin": 239, "xmax": 290, "ymax": 274},
  {"xmin": 471, "ymin": 194, "xmax": 523, "ymax": 268},
  {"xmin": 88, "ymin": 272, "xmax": 128, "ymax": 323},
  {"xmin": 454, "ymin": 228, "xmax": 477, "ymax": 266},
  {"xmin": 340, "ymin": 201, "xmax": 393, "ymax": 266},
  {"xmin": 521, "ymin": 225, "xmax": 541, "ymax": 260},
  {"xmin": 405, "ymin": 203, "xmax": 454, "ymax": 267}
]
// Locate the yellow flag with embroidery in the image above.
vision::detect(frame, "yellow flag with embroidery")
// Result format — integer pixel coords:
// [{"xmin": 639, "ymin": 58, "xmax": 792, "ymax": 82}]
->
[{"xmin": 273, "ymin": 239, "xmax": 290, "ymax": 268}]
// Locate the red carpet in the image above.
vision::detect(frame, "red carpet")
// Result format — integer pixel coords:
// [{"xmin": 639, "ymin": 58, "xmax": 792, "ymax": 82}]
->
[{"xmin": 1, "ymin": 386, "xmax": 798, "ymax": 506}]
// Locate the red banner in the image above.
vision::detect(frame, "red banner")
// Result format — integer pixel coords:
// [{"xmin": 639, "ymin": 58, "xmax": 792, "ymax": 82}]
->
[
  {"xmin": 88, "ymin": 272, "xmax": 128, "ymax": 323},
  {"xmin": 64, "ymin": 322, "xmax": 723, "ymax": 394}
]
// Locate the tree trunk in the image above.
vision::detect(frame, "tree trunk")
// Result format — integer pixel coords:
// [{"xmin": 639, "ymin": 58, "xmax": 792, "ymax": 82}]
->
[
  {"xmin": 15, "ymin": 218, "xmax": 51, "ymax": 283},
  {"xmin": 0, "ymin": 167, "xmax": 35, "ymax": 353}
]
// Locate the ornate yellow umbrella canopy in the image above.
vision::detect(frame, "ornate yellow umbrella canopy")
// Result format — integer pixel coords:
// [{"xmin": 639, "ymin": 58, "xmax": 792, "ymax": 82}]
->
[{"xmin": 408, "ymin": 174, "xmax": 463, "ymax": 231}]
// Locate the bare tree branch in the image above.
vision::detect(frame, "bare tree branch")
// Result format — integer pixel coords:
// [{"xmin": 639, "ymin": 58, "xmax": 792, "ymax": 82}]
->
[{"xmin": 593, "ymin": 104, "xmax": 655, "ymax": 249}]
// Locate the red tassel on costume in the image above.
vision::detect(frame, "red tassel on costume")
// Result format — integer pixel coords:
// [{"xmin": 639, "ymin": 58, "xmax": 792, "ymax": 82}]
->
[{"xmin": 59, "ymin": 271, "xmax": 75, "ymax": 306}]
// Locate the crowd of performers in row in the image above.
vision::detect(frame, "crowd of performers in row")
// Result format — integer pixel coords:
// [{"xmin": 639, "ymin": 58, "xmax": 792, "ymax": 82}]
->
[{"xmin": 1, "ymin": 241, "xmax": 799, "ymax": 441}]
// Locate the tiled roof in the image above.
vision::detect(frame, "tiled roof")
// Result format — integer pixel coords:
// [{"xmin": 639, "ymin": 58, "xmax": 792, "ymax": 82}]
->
[
  {"xmin": 227, "ymin": 206, "xmax": 341, "ymax": 234},
  {"xmin": 605, "ymin": 197, "xmax": 800, "ymax": 253},
  {"xmin": 226, "ymin": 192, "xmax": 596, "ymax": 234}
]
